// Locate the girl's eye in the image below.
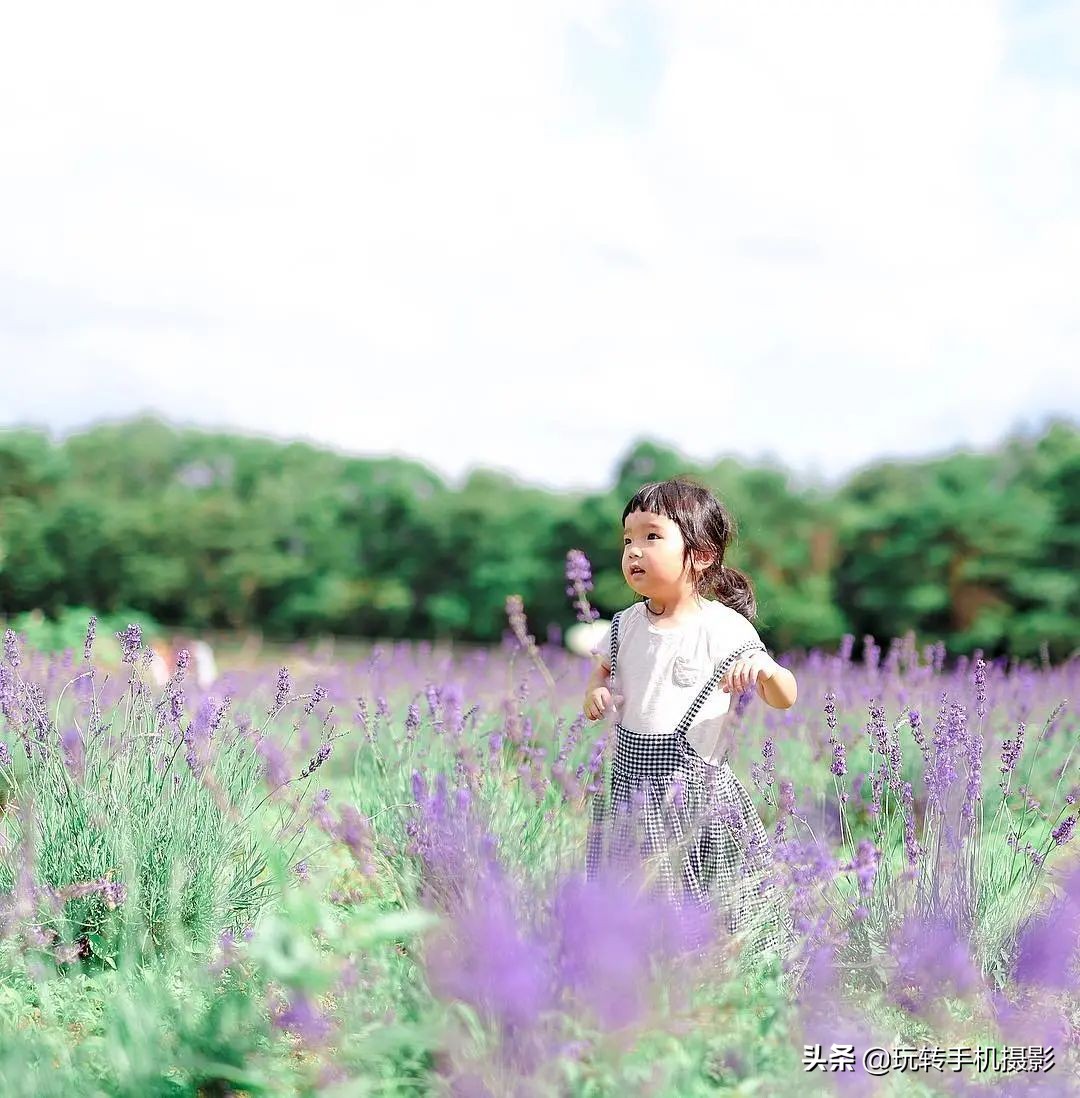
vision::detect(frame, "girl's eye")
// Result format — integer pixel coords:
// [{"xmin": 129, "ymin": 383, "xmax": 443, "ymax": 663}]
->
[{"xmin": 623, "ymin": 533, "xmax": 659, "ymax": 545}]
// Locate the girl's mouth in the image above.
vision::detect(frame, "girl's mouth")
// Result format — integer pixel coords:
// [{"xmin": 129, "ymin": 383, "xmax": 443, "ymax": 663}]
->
[{"xmin": 630, "ymin": 568, "xmax": 645, "ymax": 576}]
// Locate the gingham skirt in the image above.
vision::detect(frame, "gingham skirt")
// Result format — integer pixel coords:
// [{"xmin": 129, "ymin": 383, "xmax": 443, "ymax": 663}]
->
[{"xmin": 585, "ymin": 611, "xmax": 796, "ymax": 961}]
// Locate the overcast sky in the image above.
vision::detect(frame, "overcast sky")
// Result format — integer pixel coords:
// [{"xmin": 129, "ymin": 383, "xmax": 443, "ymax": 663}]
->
[{"xmin": 1, "ymin": 0, "xmax": 1077, "ymax": 494}]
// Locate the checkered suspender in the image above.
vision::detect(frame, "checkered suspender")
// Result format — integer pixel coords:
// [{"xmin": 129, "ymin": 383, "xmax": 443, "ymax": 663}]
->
[
  {"xmin": 609, "ymin": 609, "xmax": 622, "ymax": 682},
  {"xmin": 673, "ymin": 639, "xmax": 769, "ymax": 738}
]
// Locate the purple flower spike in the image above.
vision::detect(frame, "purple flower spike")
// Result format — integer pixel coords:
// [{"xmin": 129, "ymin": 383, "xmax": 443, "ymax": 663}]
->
[
  {"xmin": 302, "ymin": 682, "xmax": 327, "ymax": 717},
  {"xmin": 973, "ymin": 655, "xmax": 987, "ymax": 719},
  {"xmin": 271, "ymin": 666, "xmax": 290, "ymax": 714},
  {"xmin": 888, "ymin": 914, "xmax": 978, "ymax": 1015},
  {"xmin": 1012, "ymin": 865, "xmax": 1080, "ymax": 991},
  {"xmin": 3, "ymin": 629, "xmax": 19, "ymax": 669},
  {"xmin": 271, "ymin": 990, "xmax": 333, "ymax": 1047},
  {"xmin": 425, "ymin": 871, "xmax": 554, "ymax": 1036},
  {"xmin": 115, "ymin": 624, "xmax": 142, "ymax": 665},
  {"xmin": 830, "ymin": 740, "xmax": 847, "ymax": 778},
  {"xmin": 299, "ymin": 741, "xmax": 332, "ymax": 779},
  {"xmin": 256, "ymin": 735, "xmax": 290, "ymax": 789},
  {"xmin": 1052, "ymin": 815, "xmax": 1077, "ymax": 846},
  {"xmin": 566, "ymin": 549, "xmax": 601, "ymax": 623},
  {"xmin": 60, "ymin": 727, "xmax": 85, "ymax": 782}
]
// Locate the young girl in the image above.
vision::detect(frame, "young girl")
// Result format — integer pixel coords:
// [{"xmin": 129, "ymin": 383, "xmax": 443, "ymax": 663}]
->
[{"xmin": 582, "ymin": 476, "xmax": 797, "ymax": 964}]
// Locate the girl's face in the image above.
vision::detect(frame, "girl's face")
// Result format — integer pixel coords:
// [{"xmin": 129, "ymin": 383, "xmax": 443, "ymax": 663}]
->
[{"xmin": 622, "ymin": 509, "xmax": 708, "ymax": 598}]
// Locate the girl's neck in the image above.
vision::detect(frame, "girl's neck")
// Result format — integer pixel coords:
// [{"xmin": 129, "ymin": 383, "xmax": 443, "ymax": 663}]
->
[{"xmin": 644, "ymin": 590, "xmax": 705, "ymax": 622}]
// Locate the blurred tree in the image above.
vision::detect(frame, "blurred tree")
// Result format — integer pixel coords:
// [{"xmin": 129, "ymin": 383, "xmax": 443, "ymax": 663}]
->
[{"xmin": 0, "ymin": 415, "xmax": 1074, "ymax": 659}]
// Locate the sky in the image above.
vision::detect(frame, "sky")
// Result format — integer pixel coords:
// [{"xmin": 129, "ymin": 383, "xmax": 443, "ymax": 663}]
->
[{"xmin": 1, "ymin": 0, "xmax": 1078, "ymax": 495}]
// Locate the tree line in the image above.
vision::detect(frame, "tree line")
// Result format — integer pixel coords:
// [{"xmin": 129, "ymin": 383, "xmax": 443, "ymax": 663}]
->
[{"xmin": 0, "ymin": 415, "xmax": 1075, "ymax": 661}]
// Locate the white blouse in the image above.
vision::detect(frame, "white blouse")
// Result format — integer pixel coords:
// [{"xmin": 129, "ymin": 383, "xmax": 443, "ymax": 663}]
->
[{"xmin": 590, "ymin": 598, "xmax": 767, "ymax": 766}]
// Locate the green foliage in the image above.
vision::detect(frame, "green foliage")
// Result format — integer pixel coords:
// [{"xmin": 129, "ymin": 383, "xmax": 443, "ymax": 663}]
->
[
  {"xmin": 1, "ymin": 415, "xmax": 1077, "ymax": 660},
  {"xmin": 2, "ymin": 605, "xmax": 162, "ymax": 657},
  {"xmin": 0, "ymin": 656, "xmax": 338, "ymax": 964}
]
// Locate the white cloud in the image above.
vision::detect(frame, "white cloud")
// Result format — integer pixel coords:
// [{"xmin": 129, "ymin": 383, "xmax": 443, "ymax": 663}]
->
[{"xmin": 0, "ymin": 0, "xmax": 1076, "ymax": 494}]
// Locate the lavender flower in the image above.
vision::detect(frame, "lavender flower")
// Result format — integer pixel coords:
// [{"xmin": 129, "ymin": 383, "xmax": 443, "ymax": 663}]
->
[
  {"xmin": 824, "ymin": 691, "xmax": 837, "ymax": 735},
  {"xmin": 60, "ymin": 728, "xmax": 85, "ymax": 782},
  {"xmin": 1013, "ymin": 865, "xmax": 1080, "ymax": 991},
  {"xmin": 271, "ymin": 666, "xmax": 290, "ymax": 714},
  {"xmin": 926, "ymin": 698, "xmax": 964, "ymax": 818},
  {"xmin": 504, "ymin": 594, "xmax": 540, "ymax": 659},
  {"xmin": 162, "ymin": 650, "xmax": 190, "ymax": 724},
  {"xmin": 209, "ymin": 929, "xmax": 239, "ymax": 976},
  {"xmin": 405, "ymin": 702, "xmax": 421, "ymax": 741},
  {"xmin": 778, "ymin": 778, "xmax": 796, "ymax": 816},
  {"xmin": 566, "ymin": 549, "xmax": 601, "ymax": 623},
  {"xmin": 299, "ymin": 742, "xmax": 332, "ymax": 779},
  {"xmin": 883, "ymin": 637, "xmax": 901, "ymax": 676},
  {"xmin": 331, "ymin": 804, "xmax": 375, "ymax": 873},
  {"xmin": 0, "ymin": 742, "xmax": 10, "ymax": 769},
  {"xmin": 999, "ymin": 721, "xmax": 1025, "ymax": 790},
  {"xmin": 115, "ymin": 624, "xmax": 142, "ymax": 665},
  {"xmin": 961, "ymin": 716, "xmax": 984, "ymax": 826},
  {"xmin": 302, "ymin": 682, "xmax": 327, "ymax": 717},
  {"xmin": 3, "ymin": 629, "xmax": 19, "ymax": 669},
  {"xmin": 425, "ymin": 869, "xmax": 554, "ymax": 1037},
  {"xmin": 1052, "ymin": 815, "xmax": 1077, "ymax": 846},
  {"xmin": 24, "ymin": 682, "xmax": 49, "ymax": 739},
  {"xmin": 424, "ymin": 682, "xmax": 441, "ymax": 719},
  {"xmin": 931, "ymin": 641, "xmax": 946, "ymax": 675},
  {"xmin": 256, "ymin": 734, "xmax": 290, "ymax": 789},
  {"xmin": 843, "ymin": 838, "xmax": 879, "ymax": 902},
  {"xmin": 82, "ymin": 616, "xmax": 96, "ymax": 661},
  {"xmin": 973, "ymin": 655, "xmax": 987, "ymax": 719},
  {"xmin": 901, "ymin": 781, "xmax": 923, "ymax": 868},
  {"xmin": 830, "ymin": 740, "xmax": 847, "ymax": 778},
  {"xmin": 865, "ymin": 700, "xmax": 888, "ymax": 819},
  {"xmin": 888, "ymin": 914, "xmax": 978, "ymax": 1014},
  {"xmin": 761, "ymin": 738, "xmax": 776, "ymax": 787},
  {"xmin": 313, "ymin": 787, "xmax": 331, "ymax": 812},
  {"xmin": 909, "ymin": 707, "xmax": 929, "ymax": 764},
  {"xmin": 0, "ymin": 668, "xmax": 15, "ymax": 722},
  {"xmin": 184, "ymin": 695, "xmax": 227, "ymax": 778},
  {"xmin": 271, "ymin": 990, "xmax": 333, "ymax": 1047}
]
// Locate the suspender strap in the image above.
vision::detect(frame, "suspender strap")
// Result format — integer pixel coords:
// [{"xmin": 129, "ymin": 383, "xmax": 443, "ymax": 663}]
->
[
  {"xmin": 674, "ymin": 639, "xmax": 768, "ymax": 736},
  {"xmin": 609, "ymin": 610, "xmax": 622, "ymax": 677}
]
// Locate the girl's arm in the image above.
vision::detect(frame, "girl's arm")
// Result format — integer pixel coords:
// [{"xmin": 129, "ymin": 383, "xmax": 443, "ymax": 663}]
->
[
  {"xmin": 756, "ymin": 663, "xmax": 797, "ymax": 708},
  {"xmin": 586, "ymin": 653, "xmax": 611, "ymax": 693},
  {"xmin": 722, "ymin": 649, "xmax": 796, "ymax": 709}
]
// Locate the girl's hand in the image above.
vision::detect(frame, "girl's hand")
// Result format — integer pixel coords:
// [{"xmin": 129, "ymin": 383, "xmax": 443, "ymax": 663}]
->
[
  {"xmin": 721, "ymin": 651, "xmax": 778, "ymax": 693},
  {"xmin": 584, "ymin": 686, "xmax": 612, "ymax": 721},
  {"xmin": 584, "ymin": 686, "xmax": 625, "ymax": 721}
]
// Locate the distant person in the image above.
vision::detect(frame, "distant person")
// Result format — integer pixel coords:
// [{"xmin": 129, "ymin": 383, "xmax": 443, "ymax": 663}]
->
[
  {"xmin": 146, "ymin": 636, "xmax": 218, "ymax": 689},
  {"xmin": 564, "ymin": 618, "xmax": 610, "ymax": 659},
  {"xmin": 582, "ymin": 475, "xmax": 799, "ymax": 972}
]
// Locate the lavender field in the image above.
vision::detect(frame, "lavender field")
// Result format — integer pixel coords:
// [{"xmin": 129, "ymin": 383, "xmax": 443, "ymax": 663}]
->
[{"xmin": 0, "ymin": 576, "xmax": 1078, "ymax": 1097}]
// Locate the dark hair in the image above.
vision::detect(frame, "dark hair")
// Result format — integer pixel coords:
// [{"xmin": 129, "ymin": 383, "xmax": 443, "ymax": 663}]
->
[{"xmin": 622, "ymin": 475, "xmax": 757, "ymax": 622}]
